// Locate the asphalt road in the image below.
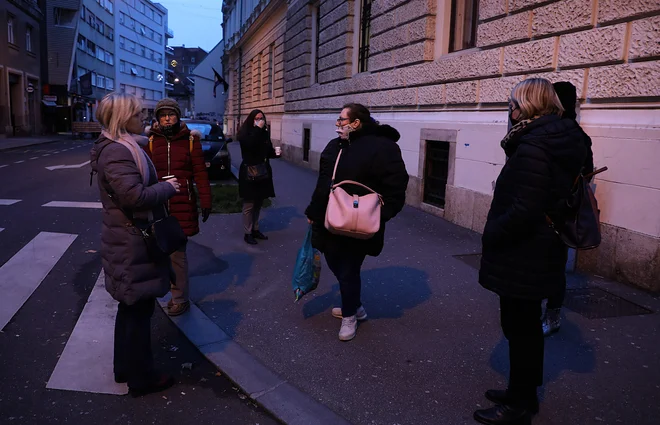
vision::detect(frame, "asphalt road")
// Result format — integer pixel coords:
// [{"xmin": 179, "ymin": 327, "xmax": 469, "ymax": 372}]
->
[{"xmin": 0, "ymin": 139, "xmax": 278, "ymax": 425}]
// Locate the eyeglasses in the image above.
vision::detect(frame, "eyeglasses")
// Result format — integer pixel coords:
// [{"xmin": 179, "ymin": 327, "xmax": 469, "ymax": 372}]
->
[
  {"xmin": 336, "ymin": 117, "xmax": 350, "ymax": 124},
  {"xmin": 159, "ymin": 112, "xmax": 177, "ymax": 118}
]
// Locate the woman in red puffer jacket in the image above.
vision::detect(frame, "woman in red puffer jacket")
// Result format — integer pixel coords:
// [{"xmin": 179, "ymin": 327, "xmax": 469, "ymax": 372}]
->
[{"xmin": 146, "ymin": 98, "xmax": 212, "ymax": 316}]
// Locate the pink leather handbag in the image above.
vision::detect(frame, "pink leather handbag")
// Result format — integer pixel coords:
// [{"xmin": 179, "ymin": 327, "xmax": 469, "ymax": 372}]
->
[{"xmin": 324, "ymin": 149, "xmax": 383, "ymax": 239}]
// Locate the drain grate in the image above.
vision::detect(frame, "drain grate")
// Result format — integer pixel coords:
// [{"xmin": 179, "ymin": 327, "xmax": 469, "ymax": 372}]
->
[
  {"xmin": 564, "ymin": 287, "xmax": 653, "ymax": 319},
  {"xmin": 453, "ymin": 253, "xmax": 482, "ymax": 270}
]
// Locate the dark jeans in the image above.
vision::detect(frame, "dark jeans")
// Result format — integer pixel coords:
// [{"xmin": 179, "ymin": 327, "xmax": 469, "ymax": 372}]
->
[
  {"xmin": 500, "ymin": 296, "xmax": 544, "ymax": 405},
  {"xmin": 324, "ymin": 251, "xmax": 366, "ymax": 317},
  {"xmin": 114, "ymin": 298, "xmax": 156, "ymax": 389}
]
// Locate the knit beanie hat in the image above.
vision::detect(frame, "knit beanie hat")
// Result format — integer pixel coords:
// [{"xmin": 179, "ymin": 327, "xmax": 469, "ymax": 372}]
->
[
  {"xmin": 155, "ymin": 98, "xmax": 181, "ymax": 119},
  {"xmin": 553, "ymin": 82, "xmax": 577, "ymax": 120}
]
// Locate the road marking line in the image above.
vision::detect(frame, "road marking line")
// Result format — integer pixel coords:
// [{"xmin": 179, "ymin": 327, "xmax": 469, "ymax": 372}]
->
[
  {"xmin": 0, "ymin": 165, "xmax": 8, "ymax": 169},
  {"xmin": 0, "ymin": 232, "xmax": 77, "ymax": 330},
  {"xmin": 14, "ymin": 160, "xmax": 25, "ymax": 164},
  {"xmin": 0, "ymin": 199, "xmax": 21, "ymax": 205},
  {"xmin": 47, "ymin": 272, "xmax": 128, "ymax": 395},
  {"xmin": 42, "ymin": 154, "xmax": 50, "ymax": 157},
  {"xmin": 0, "ymin": 228, "xmax": 4, "ymax": 232},
  {"xmin": 42, "ymin": 201, "xmax": 102, "ymax": 209},
  {"xmin": 45, "ymin": 160, "xmax": 91, "ymax": 171},
  {"xmin": 30, "ymin": 157, "xmax": 39, "ymax": 160}
]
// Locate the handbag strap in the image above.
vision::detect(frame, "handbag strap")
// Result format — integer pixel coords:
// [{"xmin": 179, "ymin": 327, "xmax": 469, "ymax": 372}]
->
[
  {"xmin": 331, "ymin": 180, "xmax": 384, "ymax": 204},
  {"xmin": 330, "ymin": 149, "xmax": 343, "ymax": 185}
]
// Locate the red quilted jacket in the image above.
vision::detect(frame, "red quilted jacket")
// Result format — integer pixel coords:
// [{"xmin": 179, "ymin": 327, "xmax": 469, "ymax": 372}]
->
[{"xmin": 146, "ymin": 122, "xmax": 212, "ymax": 236}]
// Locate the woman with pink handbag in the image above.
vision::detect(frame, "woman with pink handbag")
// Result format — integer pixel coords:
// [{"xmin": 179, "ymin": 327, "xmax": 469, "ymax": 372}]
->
[{"xmin": 305, "ymin": 103, "xmax": 409, "ymax": 341}]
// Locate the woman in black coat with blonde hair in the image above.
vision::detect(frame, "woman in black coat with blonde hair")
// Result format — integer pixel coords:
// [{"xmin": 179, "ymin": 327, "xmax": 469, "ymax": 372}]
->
[
  {"xmin": 237, "ymin": 109, "xmax": 277, "ymax": 245},
  {"xmin": 475, "ymin": 78, "xmax": 589, "ymax": 425}
]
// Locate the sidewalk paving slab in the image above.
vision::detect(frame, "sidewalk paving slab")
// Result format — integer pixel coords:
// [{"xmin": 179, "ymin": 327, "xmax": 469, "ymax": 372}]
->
[{"xmin": 167, "ymin": 142, "xmax": 660, "ymax": 425}]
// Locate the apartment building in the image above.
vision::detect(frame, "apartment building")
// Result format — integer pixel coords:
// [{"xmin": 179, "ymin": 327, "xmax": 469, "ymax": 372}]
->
[
  {"xmin": 169, "ymin": 45, "xmax": 208, "ymax": 117},
  {"xmin": 222, "ymin": 0, "xmax": 286, "ymax": 137},
  {"xmin": 193, "ymin": 40, "xmax": 227, "ymax": 121},
  {"xmin": 115, "ymin": 0, "xmax": 168, "ymax": 115},
  {"xmin": 0, "ymin": 0, "xmax": 43, "ymax": 137},
  {"xmin": 72, "ymin": 0, "xmax": 117, "ymax": 121},
  {"xmin": 224, "ymin": 0, "xmax": 660, "ymax": 291}
]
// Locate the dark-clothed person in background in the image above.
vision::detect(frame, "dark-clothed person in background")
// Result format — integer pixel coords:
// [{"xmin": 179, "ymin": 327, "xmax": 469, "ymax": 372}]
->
[
  {"xmin": 237, "ymin": 109, "xmax": 277, "ymax": 245},
  {"xmin": 541, "ymin": 81, "xmax": 595, "ymax": 336},
  {"xmin": 475, "ymin": 78, "xmax": 590, "ymax": 425},
  {"xmin": 90, "ymin": 92, "xmax": 181, "ymax": 397},
  {"xmin": 305, "ymin": 103, "xmax": 409, "ymax": 342}
]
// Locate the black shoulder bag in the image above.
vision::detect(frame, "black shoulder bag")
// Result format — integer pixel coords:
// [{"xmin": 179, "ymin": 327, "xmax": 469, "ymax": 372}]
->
[
  {"xmin": 92, "ymin": 143, "xmax": 187, "ymax": 259},
  {"xmin": 546, "ymin": 166, "xmax": 608, "ymax": 250}
]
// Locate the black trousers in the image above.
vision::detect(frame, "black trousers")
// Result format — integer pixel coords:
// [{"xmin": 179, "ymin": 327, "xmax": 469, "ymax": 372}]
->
[
  {"xmin": 500, "ymin": 297, "xmax": 544, "ymax": 404},
  {"xmin": 546, "ymin": 279, "xmax": 566, "ymax": 309},
  {"xmin": 324, "ymin": 251, "xmax": 366, "ymax": 317},
  {"xmin": 114, "ymin": 298, "xmax": 156, "ymax": 388}
]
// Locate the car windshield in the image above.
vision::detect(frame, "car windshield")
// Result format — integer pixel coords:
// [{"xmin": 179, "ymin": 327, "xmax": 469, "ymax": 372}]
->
[{"xmin": 187, "ymin": 123, "xmax": 223, "ymax": 140}]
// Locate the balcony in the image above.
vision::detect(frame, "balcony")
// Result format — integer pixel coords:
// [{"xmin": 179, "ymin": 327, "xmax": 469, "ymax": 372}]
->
[
  {"xmin": 166, "ymin": 27, "xmax": 174, "ymax": 38},
  {"xmin": 166, "ymin": 46, "xmax": 174, "ymax": 56}
]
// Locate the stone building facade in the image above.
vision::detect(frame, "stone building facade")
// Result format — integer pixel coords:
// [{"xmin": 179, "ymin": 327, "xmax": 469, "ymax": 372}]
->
[
  {"xmin": 224, "ymin": 0, "xmax": 660, "ymax": 290},
  {"xmin": 0, "ymin": 0, "xmax": 43, "ymax": 137},
  {"xmin": 223, "ymin": 0, "xmax": 287, "ymax": 141}
]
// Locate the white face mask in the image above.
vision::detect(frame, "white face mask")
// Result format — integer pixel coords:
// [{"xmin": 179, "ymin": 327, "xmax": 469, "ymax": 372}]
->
[
  {"xmin": 255, "ymin": 119, "xmax": 265, "ymax": 128},
  {"xmin": 335, "ymin": 124, "xmax": 354, "ymax": 140}
]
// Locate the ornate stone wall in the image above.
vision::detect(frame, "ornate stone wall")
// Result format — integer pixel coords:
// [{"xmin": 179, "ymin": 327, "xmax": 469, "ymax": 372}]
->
[{"xmin": 234, "ymin": 0, "xmax": 660, "ymax": 290}]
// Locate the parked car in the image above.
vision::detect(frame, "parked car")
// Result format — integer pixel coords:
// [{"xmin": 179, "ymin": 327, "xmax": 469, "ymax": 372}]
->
[{"xmin": 185, "ymin": 120, "xmax": 233, "ymax": 179}]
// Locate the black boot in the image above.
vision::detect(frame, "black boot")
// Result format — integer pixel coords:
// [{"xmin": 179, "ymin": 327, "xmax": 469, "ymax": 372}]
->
[
  {"xmin": 244, "ymin": 234, "xmax": 258, "ymax": 245},
  {"xmin": 474, "ymin": 404, "xmax": 533, "ymax": 425},
  {"xmin": 485, "ymin": 390, "xmax": 539, "ymax": 414},
  {"xmin": 252, "ymin": 230, "xmax": 268, "ymax": 240},
  {"xmin": 129, "ymin": 373, "xmax": 175, "ymax": 398}
]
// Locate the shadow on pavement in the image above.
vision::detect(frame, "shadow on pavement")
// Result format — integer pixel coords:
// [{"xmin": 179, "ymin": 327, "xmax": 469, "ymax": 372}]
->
[
  {"xmin": 302, "ymin": 266, "xmax": 431, "ymax": 320},
  {"xmin": 488, "ymin": 316, "xmax": 596, "ymax": 402},
  {"xmin": 259, "ymin": 205, "xmax": 306, "ymax": 233}
]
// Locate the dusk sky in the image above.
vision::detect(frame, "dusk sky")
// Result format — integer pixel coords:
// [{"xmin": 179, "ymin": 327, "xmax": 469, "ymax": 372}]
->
[{"xmin": 157, "ymin": 0, "xmax": 223, "ymax": 53}]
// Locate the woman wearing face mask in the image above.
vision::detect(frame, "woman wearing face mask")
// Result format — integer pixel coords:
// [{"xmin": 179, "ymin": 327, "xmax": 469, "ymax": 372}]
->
[
  {"xmin": 305, "ymin": 103, "xmax": 409, "ymax": 341},
  {"xmin": 475, "ymin": 79, "xmax": 590, "ymax": 425},
  {"xmin": 237, "ymin": 109, "xmax": 277, "ymax": 245}
]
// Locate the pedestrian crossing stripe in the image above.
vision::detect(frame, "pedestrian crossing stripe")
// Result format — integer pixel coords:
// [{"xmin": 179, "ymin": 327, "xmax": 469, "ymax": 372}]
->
[
  {"xmin": 0, "ymin": 232, "xmax": 77, "ymax": 330},
  {"xmin": 0, "ymin": 199, "xmax": 21, "ymax": 205},
  {"xmin": 47, "ymin": 272, "xmax": 128, "ymax": 395},
  {"xmin": 42, "ymin": 201, "xmax": 102, "ymax": 209}
]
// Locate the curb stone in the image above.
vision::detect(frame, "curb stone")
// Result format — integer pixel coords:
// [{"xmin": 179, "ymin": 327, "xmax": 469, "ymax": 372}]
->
[{"xmin": 157, "ymin": 295, "xmax": 354, "ymax": 425}]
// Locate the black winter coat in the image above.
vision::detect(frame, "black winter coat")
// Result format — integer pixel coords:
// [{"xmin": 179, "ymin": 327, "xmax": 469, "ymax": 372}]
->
[
  {"xmin": 479, "ymin": 115, "xmax": 589, "ymax": 300},
  {"xmin": 238, "ymin": 126, "xmax": 276, "ymax": 200},
  {"xmin": 305, "ymin": 124, "xmax": 409, "ymax": 257}
]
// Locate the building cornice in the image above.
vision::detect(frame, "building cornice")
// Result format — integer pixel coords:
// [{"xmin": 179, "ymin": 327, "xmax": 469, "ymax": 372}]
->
[
  {"xmin": 8, "ymin": 0, "xmax": 43, "ymax": 21},
  {"xmin": 225, "ymin": 0, "xmax": 286, "ymax": 54}
]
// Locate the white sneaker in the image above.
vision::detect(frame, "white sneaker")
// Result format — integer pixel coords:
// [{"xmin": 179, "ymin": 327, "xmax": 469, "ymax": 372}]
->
[
  {"xmin": 339, "ymin": 315, "xmax": 358, "ymax": 341},
  {"xmin": 332, "ymin": 306, "xmax": 367, "ymax": 321}
]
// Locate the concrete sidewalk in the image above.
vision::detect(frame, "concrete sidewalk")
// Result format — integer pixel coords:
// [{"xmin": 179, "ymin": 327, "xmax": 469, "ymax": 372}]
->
[
  {"xmin": 0, "ymin": 135, "xmax": 72, "ymax": 152},
  {"xmin": 181, "ymin": 143, "xmax": 660, "ymax": 425}
]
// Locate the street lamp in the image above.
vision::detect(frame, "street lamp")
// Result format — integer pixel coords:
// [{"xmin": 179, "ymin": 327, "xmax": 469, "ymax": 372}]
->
[{"xmin": 174, "ymin": 77, "xmax": 180, "ymax": 83}]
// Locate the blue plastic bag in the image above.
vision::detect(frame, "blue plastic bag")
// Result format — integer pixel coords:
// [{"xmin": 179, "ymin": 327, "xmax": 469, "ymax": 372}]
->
[{"xmin": 291, "ymin": 225, "xmax": 322, "ymax": 302}]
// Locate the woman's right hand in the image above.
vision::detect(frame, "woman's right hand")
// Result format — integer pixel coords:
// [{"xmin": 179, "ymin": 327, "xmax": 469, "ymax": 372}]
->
[{"xmin": 165, "ymin": 178, "xmax": 181, "ymax": 193}]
